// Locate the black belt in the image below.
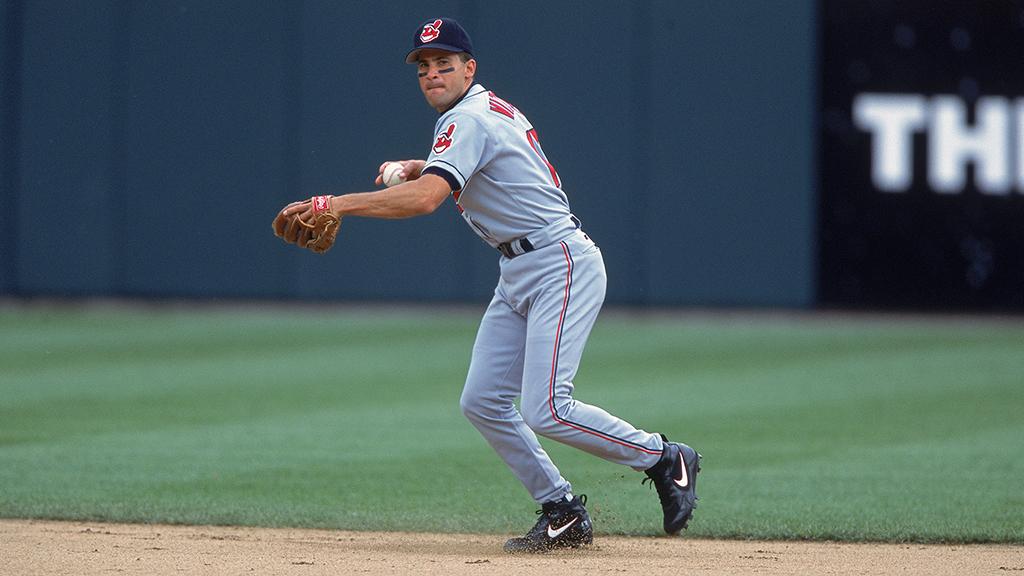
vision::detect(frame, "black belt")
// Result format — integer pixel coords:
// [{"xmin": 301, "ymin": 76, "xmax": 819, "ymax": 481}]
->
[
  {"xmin": 497, "ymin": 237, "xmax": 534, "ymax": 259},
  {"xmin": 497, "ymin": 216, "xmax": 581, "ymax": 259}
]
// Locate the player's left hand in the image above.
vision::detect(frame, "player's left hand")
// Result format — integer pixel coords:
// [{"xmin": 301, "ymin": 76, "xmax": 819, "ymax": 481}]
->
[{"xmin": 272, "ymin": 195, "xmax": 342, "ymax": 254}]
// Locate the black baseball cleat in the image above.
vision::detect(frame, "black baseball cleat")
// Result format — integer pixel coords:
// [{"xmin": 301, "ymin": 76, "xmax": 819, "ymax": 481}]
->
[
  {"xmin": 643, "ymin": 434, "xmax": 701, "ymax": 534},
  {"xmin": 503, "ymin": 494, "xmax": 593, "ymax": 553}
]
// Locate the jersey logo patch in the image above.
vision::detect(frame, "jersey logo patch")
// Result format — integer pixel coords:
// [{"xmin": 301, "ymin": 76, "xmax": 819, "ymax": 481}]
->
[
  {"xmin": 433, "ymin": 122, "xmax": 456, "ymax": 154},
  {"xmin": 420, "ymin": 19, "xmax": 443, "ymax": 43}
]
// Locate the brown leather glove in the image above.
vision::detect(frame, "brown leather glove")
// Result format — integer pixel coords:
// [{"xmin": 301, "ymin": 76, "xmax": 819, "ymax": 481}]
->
[{"xmin": 272, "ymin": 195, "xmax": 341, "ymax": 254}]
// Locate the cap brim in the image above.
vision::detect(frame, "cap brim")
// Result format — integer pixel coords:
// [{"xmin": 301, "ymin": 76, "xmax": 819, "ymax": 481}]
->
[{"xmin": 405, "ymin": 43, "xmax": 468, "ymax": 63}]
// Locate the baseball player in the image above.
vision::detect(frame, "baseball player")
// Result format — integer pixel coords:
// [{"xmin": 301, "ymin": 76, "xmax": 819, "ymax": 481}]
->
[{"xmin": 273, "ymin": 17, "xmax": 701, "ymax": 553}]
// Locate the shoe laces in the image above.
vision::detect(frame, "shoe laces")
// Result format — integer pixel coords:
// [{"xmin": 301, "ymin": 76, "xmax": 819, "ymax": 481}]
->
[
  {"xmin": 641, "ymin": 475, "xmax": 661, "ymax": 491},
  {"xmin": 643, "ymin": 469, "xmax": 698, "ymax": 506},
  {"xmin": 539, "ymin": 494, "xmax": 587, "ymax": 516},
  {"xmin": 642, "ymin": 471, "xmax": 674, "ymax": 507}
]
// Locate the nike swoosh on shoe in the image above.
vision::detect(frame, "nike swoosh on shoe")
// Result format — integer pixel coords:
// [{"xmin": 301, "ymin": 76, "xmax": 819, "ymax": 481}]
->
[
  {"xmin": 674, "ymin": 453, "xmax": 689, "ymax": 488},
  {"xmin": 546, "ymin": 516, "xmax": 579, "ymax": 538}
]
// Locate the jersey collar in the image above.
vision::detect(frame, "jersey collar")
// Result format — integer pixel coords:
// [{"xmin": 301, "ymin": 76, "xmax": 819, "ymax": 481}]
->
[{"xmin": 440, "ymin": 83, "xmax": 486, "ymax": 114}]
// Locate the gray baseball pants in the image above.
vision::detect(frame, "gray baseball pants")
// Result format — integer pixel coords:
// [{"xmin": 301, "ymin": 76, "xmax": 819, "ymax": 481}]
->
[{"xmin": 460, "ymin": 228, "xmax": 664, "ymax": 504}]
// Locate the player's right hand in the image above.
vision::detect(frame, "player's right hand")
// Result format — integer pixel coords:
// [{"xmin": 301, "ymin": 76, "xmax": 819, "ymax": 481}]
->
[{"xmin": 375, "ymin": 160, "xmax": 426, "ymax": 185}]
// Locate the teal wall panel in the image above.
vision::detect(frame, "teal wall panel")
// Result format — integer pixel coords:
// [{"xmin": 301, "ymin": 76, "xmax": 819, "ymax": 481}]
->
[{"xmin": 1, "ymin": 1, "xmax": 816, "ymax": 306}]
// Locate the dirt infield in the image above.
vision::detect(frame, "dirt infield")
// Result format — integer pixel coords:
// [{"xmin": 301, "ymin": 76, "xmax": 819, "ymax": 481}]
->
[{"xmin": 2, "ymin": 519, "xmax": 1020, "ymax": 576}]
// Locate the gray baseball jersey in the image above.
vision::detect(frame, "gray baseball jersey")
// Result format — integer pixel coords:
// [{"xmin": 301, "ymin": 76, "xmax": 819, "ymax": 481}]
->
[
  {"xmin": 423, "ymin": 84, "xmax": 569, "ymax": 247},
  {"xmin": 423, "ymin": 83, "xmax": 664, "ymax": 504}
]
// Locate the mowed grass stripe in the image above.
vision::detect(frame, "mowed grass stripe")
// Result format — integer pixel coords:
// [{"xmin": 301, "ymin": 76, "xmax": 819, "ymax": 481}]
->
[{"xmin": 0, "ymin": 306, "xmax": 1021, "ymax": 542}]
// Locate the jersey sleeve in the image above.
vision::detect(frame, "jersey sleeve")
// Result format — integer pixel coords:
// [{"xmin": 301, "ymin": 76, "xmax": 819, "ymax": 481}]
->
[{"xmin": 422, "ymin": 112, "xmax": 490, "ymax": 191}]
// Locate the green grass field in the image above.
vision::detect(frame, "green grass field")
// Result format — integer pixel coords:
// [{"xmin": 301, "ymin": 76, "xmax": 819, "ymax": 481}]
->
[{"xmin": 1, "ymin": 303, "xmax": 1022, "ymax": 543}]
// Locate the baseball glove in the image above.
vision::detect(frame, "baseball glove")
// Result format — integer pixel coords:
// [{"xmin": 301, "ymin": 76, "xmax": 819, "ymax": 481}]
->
[{"xmin": 272, "ymin": 195, "xmax": 341, "ymax": 254}]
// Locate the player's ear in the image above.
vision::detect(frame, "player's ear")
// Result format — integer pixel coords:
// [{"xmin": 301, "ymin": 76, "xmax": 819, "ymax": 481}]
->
[{"xmin": 465, "ymin": 58, "xmax": 477, "ymax": 77}]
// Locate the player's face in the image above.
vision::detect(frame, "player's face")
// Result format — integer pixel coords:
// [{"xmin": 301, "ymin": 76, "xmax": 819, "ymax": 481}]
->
[{"xmin": 417, "ymin": 50, "xmax": 476, "ymax": 112}]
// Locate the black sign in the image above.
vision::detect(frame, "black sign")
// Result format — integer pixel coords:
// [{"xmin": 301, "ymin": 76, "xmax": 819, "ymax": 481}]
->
[{"xmin": 819, "ymin": 0, "xmax": 1024, "ymax": 310}]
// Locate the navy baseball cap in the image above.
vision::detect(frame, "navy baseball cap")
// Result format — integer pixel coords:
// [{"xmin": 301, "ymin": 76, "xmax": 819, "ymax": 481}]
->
[{"xmin": 405, "ymin": 17, "xmax": 474, "ymax": 63}]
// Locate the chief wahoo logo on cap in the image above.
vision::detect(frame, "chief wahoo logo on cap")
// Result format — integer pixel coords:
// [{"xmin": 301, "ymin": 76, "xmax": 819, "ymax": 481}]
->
[{"xmin": 420, "ymin": 19, "xmax": 443, "ymax": 43}]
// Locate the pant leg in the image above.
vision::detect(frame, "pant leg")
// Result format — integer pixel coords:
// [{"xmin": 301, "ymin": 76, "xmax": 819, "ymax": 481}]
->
[
  {"xmin": 518, "ymin": 239, "xmax": 663, "ymax": 470},
  {"xmin": 460, "ymin": 291, "xmax": 572, "ymax": 504}
]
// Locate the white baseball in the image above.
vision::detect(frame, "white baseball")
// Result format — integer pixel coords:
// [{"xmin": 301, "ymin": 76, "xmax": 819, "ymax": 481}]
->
[{"xmin": 382, "ymin": 162, "xmax": 407, "ymax": 187}]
